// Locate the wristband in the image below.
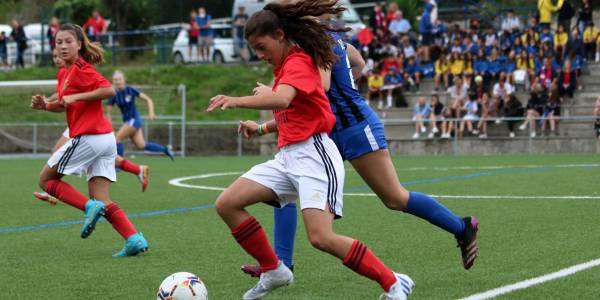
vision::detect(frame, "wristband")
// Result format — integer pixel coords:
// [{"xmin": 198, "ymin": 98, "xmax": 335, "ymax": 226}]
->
[
  {"xmin": 261, "ymin": 123, "xmax": 269, "ymax": 135},
  {"xmin": 257, "ymin": 123, "xmax": 263, "ymax": 136},
  {"xmin": 45, "ymin": 102, "xmax": 51, "ymax": 111}
]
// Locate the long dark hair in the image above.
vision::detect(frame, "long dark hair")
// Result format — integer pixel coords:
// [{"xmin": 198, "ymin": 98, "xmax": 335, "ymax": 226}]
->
[
  {"xmin": 245, "ymin": 0, "xmax": 348, "ymax": 69},
  {"xmin": 58, "ymin": 23, "xmax": 104, "ymax": 65}
]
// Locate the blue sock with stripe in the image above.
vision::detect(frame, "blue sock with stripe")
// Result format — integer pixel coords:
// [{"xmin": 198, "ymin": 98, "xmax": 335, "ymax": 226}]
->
[
  {"xmin": 406, "ymin": 192, "xmax": 466, "ymax": 237},
  {"xmin": 273, "ymin": 204, "xmax": 297, "ymax": 268},
  {"xmin": 144, "ymin": 142, "xmax": 167, "ymax": 153},
  {"xmin": 116, "ymin": 143, "xmax": 124, "ymax": 157}
]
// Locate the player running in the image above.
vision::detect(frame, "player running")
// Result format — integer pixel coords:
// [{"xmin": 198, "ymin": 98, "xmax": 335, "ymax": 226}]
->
[
  {"xmin": 206, "ymin": 2, "xmax": 413, "ymax": 299},
  {"xmin": 106, "ymin": 70, "xmax": 174, "ymax": 161},
  {"xmin": 33, "ymin": 50, "xmax": 150, "ymax": 204},
  {"xmin": 30, "ymin": 24, "xmax": 148, "ymax": 257},
  {"xmin": 240, "ymin": 11, "xmax": 479, "ymax": 278}
]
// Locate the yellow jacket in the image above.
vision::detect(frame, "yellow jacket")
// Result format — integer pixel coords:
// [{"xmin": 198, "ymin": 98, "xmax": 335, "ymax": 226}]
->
[
  {"xmin": 584, "ymin": 27, "xmax": 599, "ymax": 43},
  {"xmin": 450, "ymin": 59, "xmax": 464, "ymax": 75},
  {"xmin": 368, "ymin": 75, "xmax": 384, "ymax": 89},
  {"xmin": 554, "ymin": 32, "xmax": 568, "ymax": 47},
  {"xmin": 435, "ymin": 60, "xmax": 449, "ymax": 74},
  {"xmin": 538, "ymin": 0, "xmax": 564, "ymax": 24}
]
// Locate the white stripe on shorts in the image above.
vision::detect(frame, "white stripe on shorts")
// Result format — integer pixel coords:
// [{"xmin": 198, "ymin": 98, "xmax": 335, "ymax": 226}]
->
[{"xmin": 364, "ymin": 125, "xmax": 380, "ymax": 151}]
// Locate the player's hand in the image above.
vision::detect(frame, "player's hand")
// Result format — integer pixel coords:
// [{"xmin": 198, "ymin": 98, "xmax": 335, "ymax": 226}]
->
[
  {"xmin": 206, "ymin": 95, "xmax": 237, "ymax": 112},
  {"xmin": 148, "ymin": 113, "xmax": 156, "ymax": 121},
  {"xmin": 30, "ymin": 95, "xmax": 46, "ymax": 110},
  {"xmin": 238, "ymin": 120, "xmax": 259, "ymax": 139},
  {"xmin": 61, "ymin": 94, "xmax": 78, "ymax": 106},
  {"xmin": 253, "ymin": 82, "xmax": 273, "ymax": 97}
]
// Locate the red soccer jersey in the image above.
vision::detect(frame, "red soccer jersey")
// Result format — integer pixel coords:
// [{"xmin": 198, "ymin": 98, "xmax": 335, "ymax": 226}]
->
[
  {"xmin": 58, "ymin": 58, "xmax": 113, "ymax": 138},
  {"xmin": 272, "ymin": 46, "xmax": 336, "ymax": 148}
]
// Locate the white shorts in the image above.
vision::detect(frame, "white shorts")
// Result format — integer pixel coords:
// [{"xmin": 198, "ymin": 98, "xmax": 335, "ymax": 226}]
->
[
  {"xmin": 47, "ymin": 132, "xmax": 117, "ymax": 182},
  {"xmin": 62, "ymin": 128, "xmax": 70, "ymax": 138},
  {"xmin": 242, "ymin": 133, "xmax": 345, "ymax": 218}
]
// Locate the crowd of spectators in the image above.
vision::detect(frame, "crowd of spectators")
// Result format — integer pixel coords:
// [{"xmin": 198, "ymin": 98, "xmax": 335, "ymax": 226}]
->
[{"xmin": 348, "ymin": 0, "xmax": 600, "ymax": 139}]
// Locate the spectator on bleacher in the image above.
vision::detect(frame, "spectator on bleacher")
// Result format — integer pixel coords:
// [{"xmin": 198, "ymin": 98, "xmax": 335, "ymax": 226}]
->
[
  {"xmin": 541, "ymin": 84, "xmax": 561, "ymax": 136},
  {"xmin": 558, "ymin": 60, "xmax": 577, "ymax": 98},
  {"xmin": 476, "ymin": 92, "xmax": 491, "ymax": 138},
  {"xmin": 569, "ymin": 29, "xmax": 585, "ymax": 63},
  {"xmin": 493, "ymin": 73, "xmax": 514, "ymax": 101},
  {"xmin": 577, "ymin": 0, "xmax": 593, "ymax": 35},
  {"xmin": 538, "ymin": 57, "xmax": 556, "ymax": 89},
  {"xmin": 487, "ymin": 49, "xmax": 502, "ymax": 80},
  {"xmin": 484, "ymin": 28, "xmax": 497, "ymax": 49},
  {"xmin": 401, "ymin": 35, "xmax": 416, "ymax": 58},
  {"xmin": 500, "ymin": 30, "xmax": 514, "ymax": 55},
  {"xmin": 470, "ymin": 75, "xmax": 486, "ymax": 100},
  {"xmin": 448, "ymin": 76, "xmax": 468, "ymax": 105},
  {"xmin": 501, "ymin": 9, "xmax": 522, "ymax": 33},
  {"xmin": 594, "ymin": 96, "xmax": 600, "ymax": 139},
  {"xmin": 47, "ymin": 16, "xmax": 60, "ymax": 51},
  {"xmin": 432, "ymin": 19, "xmax": 446, "ymax": 46},
  {"xmin": 404, "ymin": 56, "xmax": 422, "ymax": 91},
  {"xmin": 233, "ymin": 6, "xmax": 249, "ymax": 62},
  {"xmin": 463, "ymin": 52, "xmax": 474, "ymax": 86},
  {"xmin": 383, "ymin": 66, "xmax": 403, "ymax": 108},
  {"xmin": 583, "ymin": 22, "xmax": 599, "ymax": 61},
  {"xmin": 519, "ymin": 83, "xmax": 548, "ymax": 137},
  {"xmin": 0, "ymin": 31, "xmax": 8, "ymax": 67},
  {"xmin": 557, "ymin": 1, "xmax": 574, "ymax": 33},
  {"xmin": 595, "ymin": 96, "xmax": 600, "ymax": 118},
  {"xmin": 513, "ymin": 34, "xmax": 524, "ymax": 54},
  {"xmin": 434, "ymin": 52, "xmax": 450, "ymax": 90},
  {"xmin": 188, "ymin": 10, "xmax": 200, "ymax": 62},
  {"xmin": 82, "ymin": 9, "xmax": 107, "ymax": 43},
  {"xmin": 367, "ymin": 68, "xmax": 385, "ymax": 108},
  {"xmin": 389, "ymin": 10, "xmax": 411, "ymax": 37},
  {"xmin": 413, "ymin": 97, "xmax": 431, "ymax": 139},
  {"xmin": 515, "ymin": 50, "xmax": 533, "ymax": 89},
  {"xmin": 474, "ymin": 49, "xmax": 489, "ymax": 84},
  {"xmin": 459, "ymin": 94, "xmax": 479, "ymax": 137},
  {"xmin": 540, "ymin": 25, "xmax": 554, "ymax": 46},
  {"xmin": 428, "ymin": 94, "xmax": 444, "ymax": 138},
  {"xmin": 197, "ymin": 7, "xmax": 213, "ymax": 63},
  {"xmin": 420, "ymin": 0, "xmax": 434, "ymax": 49},
  {"xmin": 554, "ymin": 24, "xmax": 568, "ymax": 52},
  {"xmin": 370, "ymin": 3, "xmax": 387, "ymax": 35},
  {"xmin": 537, "ymin": 0, "xmax": 564, "ymax": 30},
  {"xmin": 9, "ymin": 19, "xmax": 27, "ymax": 69},
  {"xmin": 504, "ymin": 94, "xmax": 525, "ymax": 138},
  {"xmin": 449, "ymin": 52, "xmax": 464, "ymax": 82},
  {"xmin": 386, "ymin": 2, "xmax": 399, "ymax": 25}
]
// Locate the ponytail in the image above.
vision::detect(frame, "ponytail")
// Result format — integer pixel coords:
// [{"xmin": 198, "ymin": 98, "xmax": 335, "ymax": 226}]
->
[
  {"xmin": 58, "ymin": 24, "xmax": 105, "ymax": 65},
  {"xmin": 245, "ymin": 0, "xmax": 348, "ymax": 69}
]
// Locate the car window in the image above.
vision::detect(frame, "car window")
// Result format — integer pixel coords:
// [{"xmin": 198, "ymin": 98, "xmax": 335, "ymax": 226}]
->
[{"xmin": 213, "ymin": 27, "xmax": 232, "ymax": 39}]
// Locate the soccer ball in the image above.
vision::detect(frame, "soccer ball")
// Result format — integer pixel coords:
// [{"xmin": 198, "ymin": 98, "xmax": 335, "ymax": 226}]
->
[{"xmin": 157, "ymin": 272, "xmax": 208, "ymax": 300}]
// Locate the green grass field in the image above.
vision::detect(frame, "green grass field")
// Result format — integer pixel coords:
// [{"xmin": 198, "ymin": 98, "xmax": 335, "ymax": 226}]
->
[{"xmin": 1, "ymin": 154, "xmax": 600, "ymax": 299}]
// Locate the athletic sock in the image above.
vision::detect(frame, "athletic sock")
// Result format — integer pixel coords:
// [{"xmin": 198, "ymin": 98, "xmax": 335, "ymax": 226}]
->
[
  {"xmin": 117, "ymin": 159, "xmax": 141, "ymax": 175},
  {"xmin": 386, "ymin": 95, "xmax": 393, "ymax": 107},
  {"xmin": 232, "ymin": 216, "xmax": 279, "ymax": 272},
  {"xmin": 342, "ymin": 240, "xmax": 397, "ymax": 292},
  {"xmin": 273, "ymin": 204, "xmax": 297, "ymax": 268},
  {"xmin": 144, "ymin": 142, "xmax": 167, "ymax": 154},
  {"xmin": 406, "ymin": 191, "xmax": 466, "ymax": 237},
  {"xmin": 104, "ymin": 203, "xmax": 138, "ymax": 239},
  {"xmin": 44, "ymin": 179, "xmax": 88, "ymax": 211},
  {"xmin": 116, "ymin": 143, "xmax": 125, "ymax": 157}
]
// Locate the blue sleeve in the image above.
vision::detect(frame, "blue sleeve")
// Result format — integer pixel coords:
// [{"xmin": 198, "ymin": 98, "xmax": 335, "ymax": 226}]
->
[
  {"xmin": 107, "ymin": 95, "xmax": 116, "ymax": 106},
  {"xmin": 129, "ymin": 86, "xmax": 141, "ymax": 97}
]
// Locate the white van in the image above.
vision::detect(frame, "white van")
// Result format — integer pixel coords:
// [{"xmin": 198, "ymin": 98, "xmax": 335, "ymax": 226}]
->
[
  {"xmin": 171, "ymin": 22, "xmax": 238, "ymax": 64},
  {"xmin": 231, "ymin": 0, "xmax": 365, "ymax": 36}
]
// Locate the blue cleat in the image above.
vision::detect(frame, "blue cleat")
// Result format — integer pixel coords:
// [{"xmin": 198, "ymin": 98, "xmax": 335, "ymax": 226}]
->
[
  {"xmin": 113, "ymin": 233, "xmax": 149, "ymax": 257},
  {"xmin": 81, "ymin": 199, "xmax": 106, "ymax": 239},
  {"xmin": 164, "ymin": 146, "xmax": 175, "ymax": 161}
]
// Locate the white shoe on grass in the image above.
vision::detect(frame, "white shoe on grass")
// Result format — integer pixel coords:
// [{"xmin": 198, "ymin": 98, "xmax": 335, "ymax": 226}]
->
[
  {"xmin": 243, "ymin": 262, "xmax": 293, "ymax": 300},
  {"xmin": 379, "ymin": 273, "xmax": 414, "ymax": 300}
]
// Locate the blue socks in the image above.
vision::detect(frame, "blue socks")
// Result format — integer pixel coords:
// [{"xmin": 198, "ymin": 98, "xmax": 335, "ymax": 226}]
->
[
  {"xmin": 144, "ymin": 142, "xmax": 167, "ymax": 154},
  {"xmin": 406, "ymin": 192, "xmax": 466, "ymax": 237},
  {"xmin": 273, "ymin": 203, "xmax": 298, "ymax": 268},
  {"xmin": 116, "ymin": 143, "xmax": 124, "ymax": 157}
]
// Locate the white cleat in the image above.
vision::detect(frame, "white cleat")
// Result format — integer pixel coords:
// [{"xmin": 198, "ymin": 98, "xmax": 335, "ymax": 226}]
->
[
  {"xmin": 242, "ymin": 262, "xmax": 293, "ymax": 300},
  {"xmin": 412, "ymin": 133, "xmax": 420, "ymax": 139},
  {"xmin": 432, "ymin": 126, "xmax": 439, "ymax": 134},
  {"xmin": 379, "ymin": 273, "xmax": 415, "ymax": 300}
]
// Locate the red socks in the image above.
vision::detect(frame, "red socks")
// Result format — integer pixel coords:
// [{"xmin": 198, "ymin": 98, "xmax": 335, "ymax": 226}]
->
[
  {"xmin": 104, "ymin": 203, "xmax": 138, "ymax": 239},
  {"xmin": 343, "ymin": 240, "xmax": 397, "ymax": 292},
  {"xmin": 231, "ymin": 216, "xmax": 279, "ymax": 272},
  {"xmin": 118, "ymin": 159, "xmax": 141, "ymax": 175},
  {"xmin": 44, "ymin": 179, "xmax": 88, "ymax": 211}
]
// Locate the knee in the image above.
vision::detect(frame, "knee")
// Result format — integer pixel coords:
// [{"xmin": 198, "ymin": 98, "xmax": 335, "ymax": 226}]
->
[
  {"xmin": 307, "ymin": 230, "xmax": 334, "ymax": 252},
  {"xmin": 214, "ymin": 192, "xmax": 239, "ymax": 218},
  {"xmin": 382, "ymin": 189, "xmax": 409, "ymax": 211}
]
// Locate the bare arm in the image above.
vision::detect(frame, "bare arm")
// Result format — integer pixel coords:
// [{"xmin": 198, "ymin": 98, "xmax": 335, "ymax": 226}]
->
[
  {"xmin": 207, "ymin": 84, "xmax": 296, "ymax": 112},
  {"xmin": 104, "ymin": 104, "xmax": 113, "ymax": 120},
  {"xmin": 139, "ymin": 92, "xmax": 156, "ymax": 119},
  {"xmin": 346, "ymin": 43, "xmax": 366, "ymax": 80},
  {"xmin": 62, "ymin": 87, "xmax": 116, "ymax": 106},
  {"xmin": 320, "ymin": 68, "xmax": 331, "ymax": 92}
]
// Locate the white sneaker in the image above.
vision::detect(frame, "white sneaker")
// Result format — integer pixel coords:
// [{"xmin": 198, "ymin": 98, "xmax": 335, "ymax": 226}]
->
[
  {"xmin": 495, "ymin": 119, "xmax": 502, "ymax": 124},
  {"xmin": 428, "ymin": 132, "xmax": 435, "ymax": 139},
  {"xmin": 530, "ymin": 131, "xmax": 536, "ymax": 138},
  {"xmin": 412, "ymin": 133, "xmax": 420, "ymax": 139},
  {"xmin": 509, "ymin": 132, "xmax": 515, "ymax": 138},
  {"xmin": 473, "ymin": 130, "xmax": 480, "ymax": 135},
  {"xmin": 379, "ymin": 273, "xmax": 414, "ymax": 300},
  {"xmin": 243, "ymin": 262, "xmax": 293, "ymax": 300},
  {"xmin": 519, "ymin": 124, "xmax": 526, "ymax": 131},
  {"xmin": 432, "ymin": 126, "xmax": 439, "ymax": 133},
  {"xmin": 420, "ymin": 126, "xmax": 427, "ymax": 133},
  {"xmin": 478, "ymin": 133, "xmax": 487, "ymax": 138}
]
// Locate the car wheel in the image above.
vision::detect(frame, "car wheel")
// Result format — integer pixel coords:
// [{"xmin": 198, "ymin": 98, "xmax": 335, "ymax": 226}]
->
[
  {"xmin": 173, "ymin": 52, "xmax": 184, "ymax": 65},
  {"xmin": 213, "ymin": 51, "xmax": 225, "ymax": 64}
]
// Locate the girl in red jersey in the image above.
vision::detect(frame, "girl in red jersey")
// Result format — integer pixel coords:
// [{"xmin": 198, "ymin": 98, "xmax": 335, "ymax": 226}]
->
[
  {"xmin": 30, "ymin": 24, "xmax": 148, "ymax": 257},
  {"xmin": 206, "ymin": 1, "xmax": 413, "ymax": 299}
]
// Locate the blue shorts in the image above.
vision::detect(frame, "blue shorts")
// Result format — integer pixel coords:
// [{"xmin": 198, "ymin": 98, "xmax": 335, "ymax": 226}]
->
[
  {"xmin": 124, "ymin": 117, "xmax": 142, "ymax": 129},
  {"xmin": 329, "ymin": 112, "xmax": 388, "ymax": 161}
]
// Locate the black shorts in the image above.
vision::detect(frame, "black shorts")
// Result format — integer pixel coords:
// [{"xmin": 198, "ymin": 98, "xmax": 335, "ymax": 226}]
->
[
  {"xmin": 421, "ymin": 33, "xmax": 433, "ymax": 46},
  {"xmin": 189, "ymin": 36, "xmax": 198, "ymax": 45}
]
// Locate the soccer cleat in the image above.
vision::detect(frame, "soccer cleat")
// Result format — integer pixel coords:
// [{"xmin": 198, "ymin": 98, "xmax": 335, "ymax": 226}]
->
[
  {"xmin": 164, "ymin": 146, "xmax": 175, "ymax": 161},
  {"xmin": 33, "ymin": 191, "xmax": 58, "ymax": 205},
  {"xmin": 138, "ymin": 165, "xmax": 150, "ymax": 192},
  {"xmin": 241, "ymin": 264, "xmax": 294, "ymax": 278},
  {"xmin": 457, "ymin": 216, "xmax": 479, "ymax": 270},
  {"xmin": 242, "ymin": 261, "xmax": 293, "ymax": 300},
  {"xmin": 113, "ymin": 233, "xmax": 149, "ymax": 257},
  {"xmin": 81, "ymin": 200, "xmax": 106, "ymax": 239},
  {"xmin": 379, "ymin": 273, "xmax": 414, "ymax": 300}
]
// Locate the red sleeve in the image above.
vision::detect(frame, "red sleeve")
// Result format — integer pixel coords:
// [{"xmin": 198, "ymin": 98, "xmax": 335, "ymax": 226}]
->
[
  {"xmin": 277, "ymin": 55, "xmax": 319, "ymax": 96},
  {"xmin": 72, "ymin": 66, "xmax": 111, "ymax": 92},
  {"xmin": 83, "ymin": 18, "xmax": 91, "ymax": 29}
]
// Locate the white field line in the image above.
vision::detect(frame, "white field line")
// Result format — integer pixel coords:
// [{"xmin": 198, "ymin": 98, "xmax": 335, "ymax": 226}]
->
[
  {"xmin": 381, "ymin": 163, "xmax": 600, "ymax": 172},
  {"xmin": 460, "ymin": 258, "xmax": 600, "ymax": 300},
  {"xmin": 168, "ymin": 172, "xmax": 600, "ymax": 200}
]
